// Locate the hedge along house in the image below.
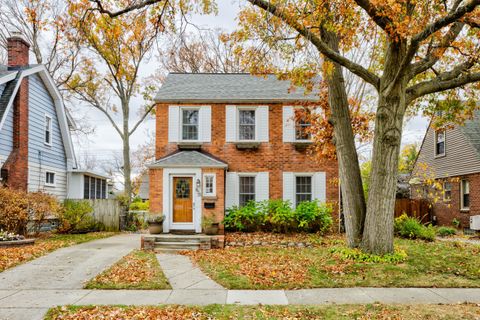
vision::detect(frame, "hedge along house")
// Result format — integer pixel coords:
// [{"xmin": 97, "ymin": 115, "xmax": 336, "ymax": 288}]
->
[{"xmin": 149, "ymin": 73, "xmax": 339, "ymax": 235}]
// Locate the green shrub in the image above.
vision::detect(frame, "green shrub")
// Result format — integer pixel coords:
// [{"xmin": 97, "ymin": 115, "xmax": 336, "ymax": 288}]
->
[
  {"xmin": 223, "ymin": 200, "xmax": 333, "ymax": 233},
  {"xmin": 452, "ymin": 218, "xmax": 460, "ymax": 228},
  {"xmin": 223, "ymin": 201, "xmax": 265, "ymax": 232},
  {"xmin": 60, "ymin": 200, "xmax": 100, "ymax": 233},
  {"xmin": 130, "ymin": 200, "xmax": 149, "ymax": 211},
  {"xmin": 294, "ymin": 200, "xmax": 333, "ymax": 233},
  {"xmin": 437, "ymin": 226, "xmax": 456, "ymax": 237},
  {"xmin": 394, "ymin": 214, "xmax": 435, "ymax": 241}
]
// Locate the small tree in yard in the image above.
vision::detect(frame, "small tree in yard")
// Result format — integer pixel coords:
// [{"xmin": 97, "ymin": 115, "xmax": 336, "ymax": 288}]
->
[{"xmin": 85, "ymin": 0, "xmax": 478, "ymax": 254}]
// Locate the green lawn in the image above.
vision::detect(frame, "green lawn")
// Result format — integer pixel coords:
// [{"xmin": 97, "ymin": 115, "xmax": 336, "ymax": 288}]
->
[
  {"xmin": 185, "ymin": 237, "xmax": 480, "ymax": 289},
  {"xmin": 45, "ymin": 304, "xmax": 480, "ymax": 320},
  {"xmin": 0, "ymin": 232, "xmax": 116, "ymax": 272},
  {"xmin": 84, "ymin": 250, "xmax": 171, "ymax": 290}
]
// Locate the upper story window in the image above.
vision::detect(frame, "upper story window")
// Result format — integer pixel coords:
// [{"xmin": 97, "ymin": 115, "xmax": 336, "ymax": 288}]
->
[
  {"xmin": 203, "ymin": 173, "xmax": 216, "ymax": 197},
  {"xmin": 295, "ymin": 119, "xmax": 312, "ymax": 141},
  {"xmin": 295, "ymin": 176, "xmax": 312, "ymax": 206},
  {"xmin": 181, "ymin": 109, "xmax": 199, "ymax": 141},
  {"xmin": 239, "ymin": 176, "xmax": 255, "ymax": 207},
  {"xmin": 45, "ymin": 171, "xmax": 55, "ymax": 186},
  {"xmin": 443, "ymin": 181, "xmax": 452, "ymax": 202},
  {"xmin": 238, "ymin": 109, "xmax": 256, "ymax": 140},
  {"xmin": 461, "ymin": 179, "xmax": 470, "ymax": 210},
  {"xmin": 44, "ymin": 115, "xmax": 52, "ymax": 145},
  {"xmin": 435, "ymin": 130, "xmax": 445, "ymax": 157}
]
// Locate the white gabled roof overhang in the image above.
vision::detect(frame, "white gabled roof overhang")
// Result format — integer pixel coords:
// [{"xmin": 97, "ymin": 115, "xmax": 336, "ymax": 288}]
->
[{"xmin": 0, "ymin": 65, "xmax": 77, "ymax": 170}]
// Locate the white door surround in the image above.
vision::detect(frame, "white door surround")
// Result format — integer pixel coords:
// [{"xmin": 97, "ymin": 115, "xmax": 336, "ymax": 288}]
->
[{"xmin": 162, "ymin": 168, "xmax": 202, "ymax": 233}]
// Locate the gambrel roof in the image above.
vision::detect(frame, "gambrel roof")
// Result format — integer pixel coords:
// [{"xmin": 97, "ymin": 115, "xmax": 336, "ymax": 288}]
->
[
  {"xmin": 155, "ymin": 73, "xmax": 320, "ymax": 103},
  {"xmin": 0, "ymin": 64, "xmax": 76, "ymax": 169}
]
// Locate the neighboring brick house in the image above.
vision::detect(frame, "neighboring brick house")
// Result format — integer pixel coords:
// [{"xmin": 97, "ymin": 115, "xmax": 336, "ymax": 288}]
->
[
  {"xmin": 0, "ymin": 34, "xmax": 109, "ymax": 199},
  {"xmin": 149, "ymin": 73, "xmax": 339, "ymax": 234},
  {"xmin": 411, "ymin": 111, "xmax": 480, "ymax": 229}
]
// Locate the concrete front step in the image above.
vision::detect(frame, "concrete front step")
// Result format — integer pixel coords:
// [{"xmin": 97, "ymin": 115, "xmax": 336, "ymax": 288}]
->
[
  {"xmin": 154, "ymin": 242, "xmax": 201, "ymax": 251},
  {"xmin": 143, "ymin": 234, "xmax": 223, "ymax": 251}
]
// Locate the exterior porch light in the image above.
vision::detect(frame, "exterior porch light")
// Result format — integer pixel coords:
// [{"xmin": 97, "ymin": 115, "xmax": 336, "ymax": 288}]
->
[{"xmin": 196, "ymin": 178, "xmax": 201, "ymax": 194}]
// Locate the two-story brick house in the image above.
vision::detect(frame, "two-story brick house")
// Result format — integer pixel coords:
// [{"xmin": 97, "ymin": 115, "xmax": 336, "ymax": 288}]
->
[
  {"xmin": 149, "ymin": 73, "xmax": 339, "ymax": 234},
  {"xmin": 411, "ymin": 111, "xmax": 480, "ymax": 229}
]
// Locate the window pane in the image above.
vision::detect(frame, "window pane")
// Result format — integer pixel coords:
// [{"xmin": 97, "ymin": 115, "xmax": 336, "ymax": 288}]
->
[
  {"xmin": 84, "ymin": 176, "xmax": 90, "ymax": 199},
  {"xmin": 96, "ymin": 179, "xmax": 101, "ymax": 199},
  {"xmin": 436, "ymin": 131, "xmax": 445, "ymax": 155},
  {"xmin": 462, "ymin": 180, "xmax": 470, "ymax": 208},
  {"xmin": 182, "ymin": 109, "xmax": 199, "ymax": 140},
  {"xmin": 239, "ymin": 176, "xmax": 255, "ymax": 207},
  {"xmin": 239, "ymin": 110, "xmax": 255, "ymax": 140},
  {"xmin": 296, "ymin": 176, "xmax": 312, "ymax": 205},
  {"xmin": 90, "ymin": 177, "xmax": 96, "ymax": 199},
  {"xmin": 101, "ymin": 180, "xmax": 106, "ymax": 199},
  {"xmin": 295, "ymin": 120, "xmax": 311, "ymax": 140},
  {"xmin": 205, "ymin": 176, "xmax": 214, "ymax": 194}
]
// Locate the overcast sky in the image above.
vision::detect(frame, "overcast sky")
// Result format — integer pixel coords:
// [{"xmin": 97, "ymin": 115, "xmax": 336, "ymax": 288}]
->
[{"xmin": 73, "ymin": 1, "xmax": 429, "ymax": 175}]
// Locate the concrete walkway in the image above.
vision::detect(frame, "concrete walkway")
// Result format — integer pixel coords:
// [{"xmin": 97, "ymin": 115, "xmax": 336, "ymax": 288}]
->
[
  {"xmin": 1, "ymin": 235, "xmax": 480, "ymax": 320},
  {"xmin": 156, "ymin": 254, "xmax": 224, "ymax": 290}
]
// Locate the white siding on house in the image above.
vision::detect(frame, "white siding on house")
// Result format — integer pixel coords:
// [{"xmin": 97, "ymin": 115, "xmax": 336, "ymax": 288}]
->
[
  {"xmin": 28, "ymin": 74, "xmax": 68, "ymax": 198},
  {"xmin": 413, "ymin": 124, "xmax": 480, "ymax": 179},
  {"xmin": 28, "ymin": 162, "xmax": 68, "ymax": 199},
  {"xmin": 0, "ymin": 100, "xmax": 13, "ymax": 162},
  {"xmin": 67, "ymin": 173, "xmax": 84, "ymax": 199},
  {"xmin": 282, "ymin": 106, "xmax": 295, "ymax": 142},
  {"xmin": 225, "ymin": 105, "xmax": 237, "ymax": 142},
  {"xmin": 256, "ymin": 106, "xmax": 269, "ymax": 142},
  {"xmin": 168, "ymin": 105, "xmax": 179, "ymax": 142}
]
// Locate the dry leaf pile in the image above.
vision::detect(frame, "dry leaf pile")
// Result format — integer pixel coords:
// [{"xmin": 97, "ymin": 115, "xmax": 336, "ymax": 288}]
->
[{"xmin": 85, "ymin": 250, "xmax": 170, "ymax": 289}]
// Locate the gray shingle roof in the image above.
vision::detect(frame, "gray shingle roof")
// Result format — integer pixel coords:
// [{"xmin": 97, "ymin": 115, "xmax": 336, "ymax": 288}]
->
[
  {"xmin": 459, "ymin": 110, "xmax": 480, "ymax": 157},
  {"xmin": 0, "ymin": 75, "xmax": 19, "ymax": 125},
  {"xmin": 154, "ymin": 73, "xmax": 319, "ymax": 103},
  {"xmin": 148, "ymin": 151, "xmax": 228, "ymax": 168}
]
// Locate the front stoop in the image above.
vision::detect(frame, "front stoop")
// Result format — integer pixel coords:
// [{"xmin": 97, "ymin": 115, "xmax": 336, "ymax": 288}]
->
[{"xmin": 141, "ymin": 234, "xmax": 224, "ymax": 252}]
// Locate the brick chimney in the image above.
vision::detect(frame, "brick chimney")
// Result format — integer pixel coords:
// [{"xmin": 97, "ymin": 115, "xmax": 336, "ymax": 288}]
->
[{"xmin": 2, "ymin": 34, "xmax": 30, "ymax": 191}]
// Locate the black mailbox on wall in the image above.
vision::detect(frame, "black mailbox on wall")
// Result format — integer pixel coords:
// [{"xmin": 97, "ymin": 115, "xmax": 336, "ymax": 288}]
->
[{"xmin": 204, "ymin": 202, "xmax": 215, "ymax": 209}]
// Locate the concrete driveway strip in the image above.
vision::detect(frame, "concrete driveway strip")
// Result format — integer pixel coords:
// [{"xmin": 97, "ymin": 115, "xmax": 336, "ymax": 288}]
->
[{"xmin": 0, "ymin": 234, "xmax": 140, "ymax": 290}]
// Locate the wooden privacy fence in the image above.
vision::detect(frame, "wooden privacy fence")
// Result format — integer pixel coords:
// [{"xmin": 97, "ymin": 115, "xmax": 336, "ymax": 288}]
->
[
  {"xmin": 394, "ymin": 198, "xmax": 432, "ymax": 223},
  {"xmin": 84, "ymin": 199, "xmax": 125, "ymax": 231}
]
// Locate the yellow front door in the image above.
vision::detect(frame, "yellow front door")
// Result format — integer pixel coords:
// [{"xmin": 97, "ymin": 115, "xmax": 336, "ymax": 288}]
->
[{"xmin": 172, "ymin": 177, "xmax": 193, "ymax": 223}]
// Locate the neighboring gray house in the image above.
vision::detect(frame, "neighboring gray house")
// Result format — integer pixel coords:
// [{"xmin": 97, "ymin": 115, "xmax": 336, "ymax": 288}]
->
[
  {"xmin": 137, "ymin": 173, "xmax": 149, "ymax": 201},
  {"xmin": 411, "ymin": 110, "xmax": 480, "ymax": 229},
  {"xmin": 0, "ymin": 34, "xmax": 109, "ymax": 199}
]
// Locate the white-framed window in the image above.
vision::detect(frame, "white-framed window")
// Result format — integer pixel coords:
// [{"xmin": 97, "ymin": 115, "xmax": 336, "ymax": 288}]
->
[
  {"xmin": 238, "ymin": 109, "xmax": 256, "ymax": 141},
  {"xmin": 434, "ymin": 130, "xmax": 445, "ymax": 157},
  {"xmin": 203, "ymin": 173, "xmax": 216, "ymax": 197},
  {"xmin": 443, "ymin": 181, "xmax": 452, "ymax": 202},
  {"xmin": 239, "ymin": 175, "xmax": 256, "ymax": 207},
  {"xmin": 181, "ymin": 108, "xmax": 199, "ymax": 141},
  {"xmin": 295, "ymin": 118, "xmax": 312, "ymax": 141},
  {"xmin": 45, "ymin": 171, "xmax": 55, "ymax": 186},
  {"xmin": 44, "ymin": 115, "xmax": 52, "ymax": 145},
  {"xmin": 84, "ymin": 175, "xmax": 108, "ymax": 199},
  {"xmin": 460, "ymin": 179, "xmax": 470, "ymax": 210},
  {"xmin": 295, "ymin": 175, "xmax": 312, "ymax": 206}
]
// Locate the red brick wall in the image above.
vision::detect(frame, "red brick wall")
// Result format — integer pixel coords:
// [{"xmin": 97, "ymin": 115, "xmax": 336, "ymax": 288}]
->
[
  {"xmin": 7, "ymin": 36, "xmax": 30, "ymax": 68},
  {"xmin": 149, "ymin": 168, "xmax": 163, "ymax": 214},
  {"xmin": 412, "ymin": 173, "xmax": 480, "ymax": 228},
  {"xmin": 202, "ymin": 168, "xmax": 225, "ymax": 234},
  {"xmin": 154, "ymin": 103, "xmax": 339, "ymax": 205}
]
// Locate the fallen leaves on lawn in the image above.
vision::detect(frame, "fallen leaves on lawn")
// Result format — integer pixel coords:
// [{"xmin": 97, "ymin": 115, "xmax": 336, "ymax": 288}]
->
[
  {"xmin": 86, "ymin": 250, "xmax": 169, "ymax": 289},
  {"xmin": 225, "ymin": 232, "xmax": 339, "ymax": 246},
  {"xmin": 187, "ymin": 247, "xmax": 319, "ymax": 288},
  {"xmin": 49, "ymin": 306, "xmax": 207, "ymax": 320}
]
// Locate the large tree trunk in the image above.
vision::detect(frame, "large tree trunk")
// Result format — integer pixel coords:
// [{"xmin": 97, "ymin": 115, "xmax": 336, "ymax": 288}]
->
[
  {"xmin": 361, "ymin": 40, "xmax": 407, "ymax": 254},
  {"xmin": 322, "ymin": 29, "xmax": 366, "ymax": 247},
  {"xmin": 122, "ymin": 101, "xmax": 132, "ymax": 202}
]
